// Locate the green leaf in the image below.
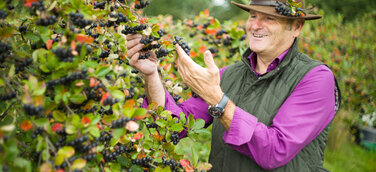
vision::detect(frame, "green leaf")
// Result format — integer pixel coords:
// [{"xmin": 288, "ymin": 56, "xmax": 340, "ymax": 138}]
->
[
  {"xmin": 170, "ymin": 123, "xmax": 184, "ymax": 132},
  {"xmin": 65, "ymin": 124, "xmax": 77, "ymax": 134},
  {"xmin": 188, "ymin": 114, "xmax": 195, "ymax": 128},
  {"xmin": 192, "ymin": 119, "xmax": 205, "ymax": 130},
  {"xmin": 156, "ymin": 119, "xmax": 167, "ymax": 128},
  {"xmin": 130, "ymin": 165, "xmax": 143, "ymax": 172},
  {"xmin": 194, "ymin": 128, "xmax": 211, "ymax": 136},
  {"xmin": 69, "ymin": 93, "xmax": 87, "ymax": 104},
  {"xmin": 8, "ymin": 64, "xmax": 15, "ymax": 78},
  {"xmin": 191, "ymin": 147, "xmax": 198, "ymax": 167},
  {"xmin": 88, "ymin": 126, "xmax": 100, "ymax": 138},
  {"xmin": 52, "ymin": 110, "xmax": 66, "ymax": 122},
  {"xmin": 111, "ymin": 90, "xmax": 125, "ymax": 101},
  {"xmin": 112, "ymin": 128, "xmax": 125, "ymax": 140},
  {"xmin": 179, "ymin": 113, "xmax": 186, "ymax": 125},
  {"xmin": 96, "ymin": 66, "xmax": 112, "ymax": 77},
  {"xmin": 25, "ymin": 32, "xmax": 40, "ymax": 42},
  {"xmin": 58, "ymin": 146, "xmax": 75, "ymax": 157},
  {"xmin": 132, "ymin": 108, "xmax": 147, "ymax": 118},
  {"xmin": 72, "ymin": 158, "xmax": 86, "ymax": 169},
  {"xmin": 54, "ymin": 154, "xmax": 65, "ymax": 165},
  {"xmin": 118, "ymin": 156, "xmax": 131, "ymax": 167}
]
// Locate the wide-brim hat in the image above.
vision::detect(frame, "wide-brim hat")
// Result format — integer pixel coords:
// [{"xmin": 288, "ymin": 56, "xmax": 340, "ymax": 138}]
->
[{"xmin": 231, "ymin": 0, "xmax": 322, "ymax": 20}]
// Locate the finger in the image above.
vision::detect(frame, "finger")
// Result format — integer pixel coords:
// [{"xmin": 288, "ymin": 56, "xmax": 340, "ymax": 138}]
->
[
  {"xmin": 127, "ymin": 38, "xmax": 142, "ymax": 50},
  {"xmin": 175, "ymin": 44, "xmax": 194, "ymax": 65},
  {"xmin": 129, "ymin": 52, "xmax": 140, "ymax": 66},
  {"xmin": 127, "ymin": 44, "xmax": 144, "ymax": 58},
  {"xmin": 126, "ymin": 34, "xmax": 142, "ymax": 41},
  {"xmin": 204, "ymin": 50, "xmax": 218, "ymax": 71}
]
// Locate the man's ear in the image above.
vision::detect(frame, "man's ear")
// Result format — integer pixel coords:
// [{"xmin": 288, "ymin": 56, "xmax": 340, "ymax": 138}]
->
[{"xmin": 293, "ymin": 20, "xmax": 305, "ymax": 37}]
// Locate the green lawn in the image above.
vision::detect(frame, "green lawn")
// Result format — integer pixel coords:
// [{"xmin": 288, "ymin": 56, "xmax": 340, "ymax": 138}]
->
[{"xmin": 324, "ymin": 141, "xmax": 376, "ymax": 172}]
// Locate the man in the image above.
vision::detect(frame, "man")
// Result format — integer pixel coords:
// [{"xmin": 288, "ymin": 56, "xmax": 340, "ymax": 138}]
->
[{"xmin": 126, "ymin": 0, "xmax": 341, "ymax": 171}]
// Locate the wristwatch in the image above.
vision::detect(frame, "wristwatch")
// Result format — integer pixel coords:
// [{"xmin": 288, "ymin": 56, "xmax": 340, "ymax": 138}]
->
[{"xmin": 208, "ymin": 94, "xmax": 229, "ymax": 118}]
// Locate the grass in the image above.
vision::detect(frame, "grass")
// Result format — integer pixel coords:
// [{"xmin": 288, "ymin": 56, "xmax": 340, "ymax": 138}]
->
[{"xmin": 324, "ymin": 110, "xmax": 376, "ymax": 172}]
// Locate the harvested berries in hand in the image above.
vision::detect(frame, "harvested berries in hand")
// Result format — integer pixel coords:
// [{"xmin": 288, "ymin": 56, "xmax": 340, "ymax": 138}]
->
[{"xmin": 173, "ymin": 36, "xmax": 191, "ymax": 56}]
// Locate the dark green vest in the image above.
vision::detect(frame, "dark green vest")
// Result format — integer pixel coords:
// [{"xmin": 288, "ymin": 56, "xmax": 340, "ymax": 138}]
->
[{"xmin": 209, "ymin": 41, "xmax": 332, "ymax": 172}]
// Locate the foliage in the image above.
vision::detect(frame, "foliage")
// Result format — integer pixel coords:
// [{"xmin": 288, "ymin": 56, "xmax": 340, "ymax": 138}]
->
[{"xmin": 0, "ymin": 0, "xmax": 229, "ymax": 171}]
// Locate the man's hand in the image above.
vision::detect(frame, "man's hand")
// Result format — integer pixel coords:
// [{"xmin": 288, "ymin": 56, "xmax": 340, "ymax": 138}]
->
[
  {"xmin": 126, "ymin": 34, "xmax": 158, "ymax": 76},
  {"xmin": 175, "ymin": 44, "xmax": 223, "ymax": 106}
]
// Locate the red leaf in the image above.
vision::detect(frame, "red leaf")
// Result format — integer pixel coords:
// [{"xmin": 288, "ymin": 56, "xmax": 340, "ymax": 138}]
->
[
  {"xmin": 75, "ymin": 34, "xmax": 94, "ymax": 44},
  {"xmin": 190, "ymin": 51, "xmax": 197, "ymax": 57},
  {"xmin": 133, "ymin": 132, "xmax": 143, "ymax": 140},
  {"xmin": 205, "ymin": 29, "xmax": 217, "ymax": 36},
  {"xmin": 199, "ymin": 45, "xmax": 206, "ymax": 53},
  {"xmin": 81, "ymin": 117, "xmax": 91, "ymax": 125},
  {"xmin": 89, "ymin": 77, "xmax": 96, "ymax": 88},
  {"xmin": 204, "ymin": 9, "xmax": 210, "ymax": 17},
  {"xmin": 52, "ymin": 123, "xmax": 63, "ymax": 132},
  {"xmin": 100, "ymin": 92, "xmax": 110, "ymax": 104},
  {"xmin": 21, "ymin": 120, "xmax": 33, "ymax": 131},
  {"xmin": 46, "ymin": 39, "xmax": 53, "ymax": 50},
  {"xmin": 24, "ymin": 0, "xmax": 38, "ymax": 7},
  {"xmin": 179, "ymin": 159, "xmax": 191, "ymax": 168}
]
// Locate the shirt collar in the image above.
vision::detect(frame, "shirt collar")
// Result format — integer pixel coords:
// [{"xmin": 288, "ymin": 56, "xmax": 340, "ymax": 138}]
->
[{"xmin": 248, "ymin": 49, "xmax": 290, "ymax": 76}]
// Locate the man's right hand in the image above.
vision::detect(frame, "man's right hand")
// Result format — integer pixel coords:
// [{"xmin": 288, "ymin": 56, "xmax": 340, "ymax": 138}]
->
[{"xmin": 126, "ymin": 34, "xmax": 158, "ymax": 76}]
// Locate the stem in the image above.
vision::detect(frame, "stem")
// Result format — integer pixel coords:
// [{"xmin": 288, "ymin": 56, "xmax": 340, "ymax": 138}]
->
[
  {"xmin": 0, "ymin": 102, "xmax": 15, "ymax": 121},
  {"xmin": 65, "ymin": 103, "xmax": 75, "ymax": 116}
]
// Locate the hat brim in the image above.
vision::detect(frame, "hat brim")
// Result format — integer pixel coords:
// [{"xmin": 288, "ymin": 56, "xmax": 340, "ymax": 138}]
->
[{"xmin": 231, "ymin": 1, "xmax": 322, "ymax": 20}]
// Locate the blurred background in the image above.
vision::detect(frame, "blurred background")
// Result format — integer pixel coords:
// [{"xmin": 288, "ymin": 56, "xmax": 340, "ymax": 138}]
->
[{"xmin": 140, "ymin": 0, "xmax": 376, "ymax": 171}]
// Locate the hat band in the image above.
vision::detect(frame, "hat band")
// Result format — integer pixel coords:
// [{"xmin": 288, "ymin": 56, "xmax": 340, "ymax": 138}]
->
[{"xmin": 250, "ymin": 0, "xmax": 277, "ymax": 6}]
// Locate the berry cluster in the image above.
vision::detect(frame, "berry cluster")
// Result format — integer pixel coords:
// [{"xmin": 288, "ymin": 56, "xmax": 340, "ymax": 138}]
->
[
  {"xmin": 155, "ymin": 48, "xmax": 170, "ymax": 58},
  {"xmin": 170, "ymin": 131, "xmax": 180, "ymax": 145},
  {"xmin": 162, "ymin": 158, "xmax": 182, "ymax": 172},
  {"xmin": 0, "ymin": 41, "xmax": 12, "ymax": 63},
  {"xmin": 102, "ymin": 96, "xmax": 120, "ymax": 106},
  {"xmin": 275, "ymin": 1, "xmax": 305, "ymax": 17},
  {"xmin": 36, "ymin": 15, "xmax": 58, "ymax": 26},
  {"xmin": 55, "ymin": 135, "xmax": 67, "ymax": 148},
  {"xmin": 15, "ymin": 58, "xmax": 33, "ymax": 73},
  {"xmin": 140, "ymin": 35, "xmax": 156, "ymax": 45},
  {"xmin": 223, "ymin": 37, "xmax": 232, "ymax": 46},
  {"xmin": 157, "ymin": 29, "xmax": 167, "ymax": 37},
  {"xmin": 0, "ymin": 91, "xmax": 16, "ymax": 101},
  {"xmin": 191, "ymin": 90, "xmax": 199, "ymax": 98},
  {"xmin": 111, "ymin": 117, "xmax": 131, "ymax": 128},
  {"xmin": 31, "ymin": 0, "xmax": 46, "ymax": 12},
  {"xmin": 135, "ymin": 0, "xmax": 150, "ymax": 9},
  {"xmin": 173, "ymin": 95, "xmax": 181, "ymax": 102},
  {"xmin": 138, "ymin": 52, "xmax": 151, "ymax": 60},
  {"xmin": 141, "ymin": 44, "xmax": 161, "ymax": 52},
  {"xmin": 93, "ymin": 2, "xmax": 106, "ymax": 9},
  {"xmin": 121, "ymin": 24, "xmax": 148, "ymax": 35},
  {"xmin": 146, "ymin": 122, "xmax": 158, "ymax": 128},
  {"xmin": 75, "ymin": 106, "xmax": 97, "ymax": 114},
  {"xmin": 0, "ymin": 10, "xmax": 8, "ymax": 19},
  {"xmin": 215, "ymin": 29, "xmax": 228, "ymax": 38},
  {"xmin": 70, "ymin": 12, "xmax": 92, "ymax": 28},
  {"xmin": 109, "ymin": 12, "xmax": 128, "ymax": 24},
  {"xmin": 52, "ymin": 47, "xmax": 74, "ymax": 62},
  {"xmin": 131, "ymin": 156, "xmax": 153, "ymax": 167},
  {"xmin": 81, "ymin": 153, "xmax": 97, "ymax": 161},
  {"xmin": 99, "ymin": 49, "xmax": 110, "ymax": 58},
  {"xmin": 97, "ymin": 131, "xmax": 112, "ymax": 142},
  {"xmin": 31, "ymin": 127, "xmax": 44, "ymax": 139},
  {"xmin": 68, "ymin": 135, "xmax": 89, "ymax": 150},
  {"xmin": 78, "ymin": 142, "xmax": 99, "ymax": 153},
  {"xmin": 173, "ymin": 36, "xmax": 191, "ymax": 56},
  {"xmin": 102, "ymin": 145, "xmax": 134, "ymax": 162},
  {"xmin": 46, "ymin": 69, "xmax": 88, "ymax": 89},
  {"xmin": 76, "ymin": 43, "xmax": 93, "ymax": 56},
  {"xmin": 23, "ymin": 104, "xmax": 44, "ymax": 116}
]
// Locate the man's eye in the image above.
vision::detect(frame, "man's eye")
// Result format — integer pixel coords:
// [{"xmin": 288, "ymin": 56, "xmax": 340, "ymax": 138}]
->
[{"xmin": 267, "ymin": 17, "xmax": 275, "ymax": 20}]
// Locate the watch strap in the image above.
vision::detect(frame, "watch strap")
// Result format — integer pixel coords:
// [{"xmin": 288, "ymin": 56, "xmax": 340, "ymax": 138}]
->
[{"xmin": 217, "ymin": 94, "xmax": 229, "ymax": 110}]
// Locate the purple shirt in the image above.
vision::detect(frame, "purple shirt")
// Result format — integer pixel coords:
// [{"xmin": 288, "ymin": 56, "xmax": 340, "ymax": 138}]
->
[{"xmin": 142, "ymin": 51, "xmax": 335, "ymax": 170}]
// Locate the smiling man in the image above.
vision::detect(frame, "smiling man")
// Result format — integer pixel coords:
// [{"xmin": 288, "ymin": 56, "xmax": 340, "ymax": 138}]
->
[{"xmin": 126, "ymin": 0, "xmax": 341, "ymax": 171}]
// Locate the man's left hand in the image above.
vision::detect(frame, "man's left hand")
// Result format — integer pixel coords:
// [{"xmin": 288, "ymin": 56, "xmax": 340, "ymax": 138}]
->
[{"xmin": 175, "ymin": 44, "xmax": 223, "ymax": 106}]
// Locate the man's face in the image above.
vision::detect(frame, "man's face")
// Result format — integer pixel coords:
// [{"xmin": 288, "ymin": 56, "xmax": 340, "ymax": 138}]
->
[{"xmin": 246, "ymin": 11, "xmax": 302, "ymax": 56}]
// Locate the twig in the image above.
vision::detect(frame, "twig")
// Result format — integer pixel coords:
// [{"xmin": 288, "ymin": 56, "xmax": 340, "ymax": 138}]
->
[
  {"xmin": 65, "ymin": 103, "xmax": 75, "ymax": 116},
  {"xmin": 0, "ymin": 102, "xmax": 16, "ymax": 121}
]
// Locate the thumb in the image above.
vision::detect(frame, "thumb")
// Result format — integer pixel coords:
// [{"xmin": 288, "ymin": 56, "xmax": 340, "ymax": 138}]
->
[{"xmin": 204, "ymin": 50, "xmax": 217, "ymax": 70}]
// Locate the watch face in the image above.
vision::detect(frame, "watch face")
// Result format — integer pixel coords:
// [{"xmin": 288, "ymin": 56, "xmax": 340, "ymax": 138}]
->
[{"xmin": 208, "ymin": 106, "xmax": 224, "ymax": 118}]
